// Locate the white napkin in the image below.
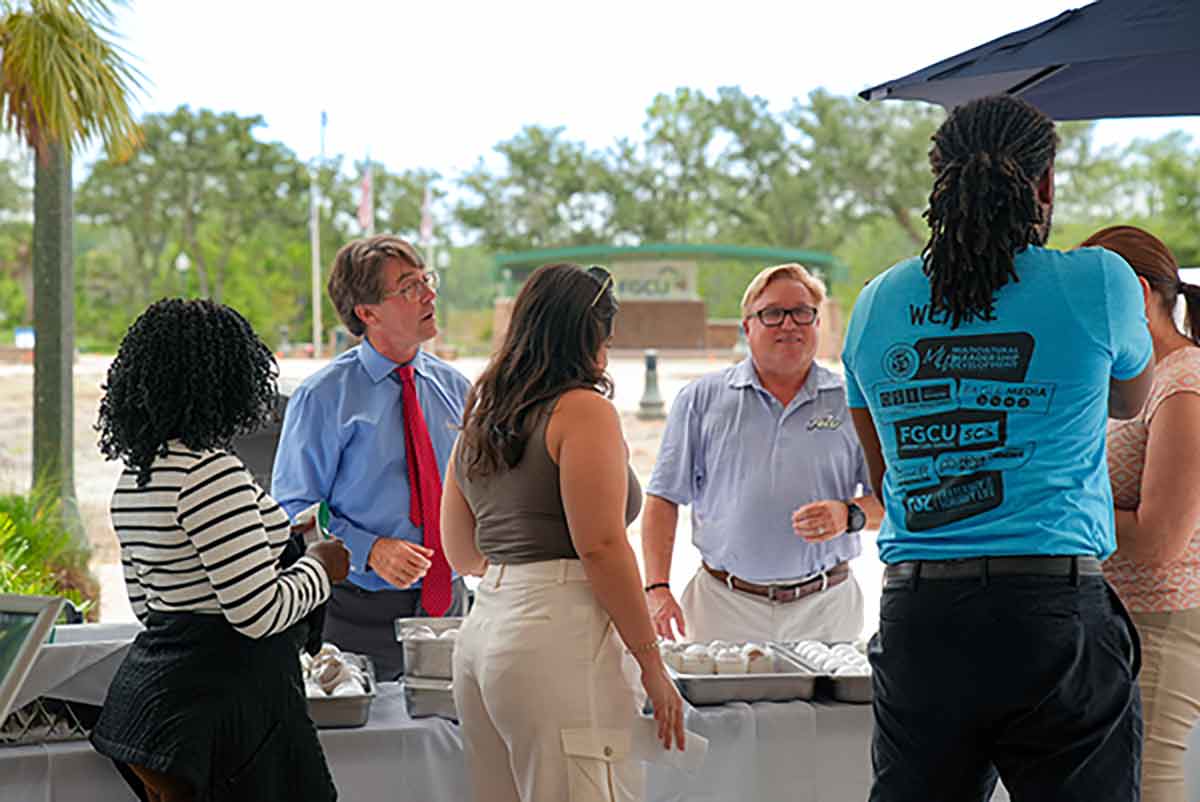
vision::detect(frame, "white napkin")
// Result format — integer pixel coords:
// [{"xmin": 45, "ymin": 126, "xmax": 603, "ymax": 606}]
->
[{"xmin": 630, "ymin": 715, "xmax": 709, "ymax": 775}]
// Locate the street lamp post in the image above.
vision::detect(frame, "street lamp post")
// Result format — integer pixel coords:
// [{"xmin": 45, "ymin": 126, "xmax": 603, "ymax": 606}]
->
[
  {"xmin": 437, "ymin": 248, "xmax": 450, "ymax": 343},
  {"xmin": 175, "ymin": 251, "xmax": 190, "ymax": 294}
]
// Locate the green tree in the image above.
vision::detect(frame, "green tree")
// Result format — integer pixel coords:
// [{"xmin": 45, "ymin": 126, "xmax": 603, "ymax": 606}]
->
[
  {"xmin": 79, "ymin": 106, "xmax": 314, "ymax": 344},
  {"xmin": 0, "ymin": 138, "xmax": 30, "ymax": 217},
  {"xmin": 166, "ymin": 108, "xmax": 309, "ymax": 303},
  {"xmin": 0, "ymin": 0, "xmax": 142, "ymax": 532},
  {"xmin": 368, "ymin": 161, "xmax": 443, "ymax": 244},
  {"xmin": 624, "ymin": 88, "xmax": 722, "ymax": 243},
  {"xmin": 0, "ymin": 145, "xmax": 33, "ymax": 329},
  {"xmin": 0, "ymin": 220, "xmax": 32, "ymax": 328},
  {"xmin": 790, "ymin": 89, "xmax": 943, "ymax": 250},
  {"xmin": 77, "ymin": 115, "xmax": 179, "ymax": 310},
  {"xmin": 1052, "ymin": 122, "xmax": 1125, "ymax": 222},
  {"xmin": 439, "ymin": 244, "xmax": 497, "ymax": 311},
  {"xmin": 82, "ymin": 107, "xmax": 310, "ymax": 304},
  {"xmin": 1133, "ymin": 132, "xmax": 1200, "ymax": 266},
  {"xmin": 456, "ymin": 125, "xmax": 614, "ymax": 252},
  {"xmin": 703, "ymin": 86, "xmax": 832, "ymax": 250}
]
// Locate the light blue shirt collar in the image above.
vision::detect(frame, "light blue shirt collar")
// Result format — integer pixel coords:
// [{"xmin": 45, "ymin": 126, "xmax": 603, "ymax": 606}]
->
[
  {"xmin": 357, "ymin": 337, "xmax": 430, "ymax": 384},
  {"xmin": 728, "ymin": 358, "xmax": 841, "ymax": 408}
]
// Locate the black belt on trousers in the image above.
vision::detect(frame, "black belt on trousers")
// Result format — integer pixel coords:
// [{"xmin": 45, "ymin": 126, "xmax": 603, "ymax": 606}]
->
[{"xmin": 884, "ymin": 555, "xmax": 1103, "ymax": 587}]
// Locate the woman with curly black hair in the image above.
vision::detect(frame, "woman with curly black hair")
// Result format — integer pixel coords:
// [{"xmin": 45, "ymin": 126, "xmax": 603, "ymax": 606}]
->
[{"xmin": 91, "ymin": 298, "xmax": 349, "ymax": 802}]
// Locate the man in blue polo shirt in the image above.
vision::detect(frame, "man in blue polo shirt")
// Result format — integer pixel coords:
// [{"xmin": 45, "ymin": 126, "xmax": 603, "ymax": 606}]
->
[
  {"xmin": 273, "ymin": 235, "xmax": 470, "ymax": 680},
  {"xmin": 644, "ymin": 263, "xmax": 882, "ymax": 644},
  {"xmin": 843, "ymin": 96, "xmax": 1154, "ymax": 801}
]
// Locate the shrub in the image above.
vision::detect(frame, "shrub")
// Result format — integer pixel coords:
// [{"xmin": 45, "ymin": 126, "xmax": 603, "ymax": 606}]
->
[{"xmin": 0, "ymin": 487, "xmax": 98, "ymax": 621}]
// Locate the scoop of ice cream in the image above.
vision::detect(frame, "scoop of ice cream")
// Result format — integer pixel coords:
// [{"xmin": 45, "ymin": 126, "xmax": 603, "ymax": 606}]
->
[
  {"xmin": 401, "ymin": 625, "xmax": 438, "ymax": 640},
  {"xmin": 714, "ymin": 648, "xmax": 749, "ymax": 675},
  {"xmin": 743, "ymin": 646, "xmax": 774, "ymax": 674}
]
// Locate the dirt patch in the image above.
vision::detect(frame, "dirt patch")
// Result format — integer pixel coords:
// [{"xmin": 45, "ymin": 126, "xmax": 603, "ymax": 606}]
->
[{"xmin": 0, "ymin": 358, "xmax": 122, "ymax": 553}]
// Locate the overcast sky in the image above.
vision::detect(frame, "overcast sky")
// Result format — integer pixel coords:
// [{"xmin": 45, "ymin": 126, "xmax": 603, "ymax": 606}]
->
[{"xmin": 109, "ymin": 1, "xmax": 1199, "ymax": 177}]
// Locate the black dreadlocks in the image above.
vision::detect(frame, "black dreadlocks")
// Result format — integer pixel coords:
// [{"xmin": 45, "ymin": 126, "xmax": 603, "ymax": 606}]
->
[
  {"xmin": 96, "ymin": 298, "xmax": 279, "ymax": 487},
  {"xmin": 922, "ymin": 95, "xmax": 1058, "ymax": 328}
]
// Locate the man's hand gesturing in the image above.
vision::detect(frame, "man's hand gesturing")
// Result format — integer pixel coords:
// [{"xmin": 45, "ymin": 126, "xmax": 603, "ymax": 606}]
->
[{"xmin": 368, "ymin": 539, "xmax": 433, "ymax": 588}]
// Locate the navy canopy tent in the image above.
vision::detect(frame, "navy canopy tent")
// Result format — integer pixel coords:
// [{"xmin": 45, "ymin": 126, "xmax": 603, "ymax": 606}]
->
[{"xmin": 860, "ymin": 0, "xmax": 1200, "ymax": 120}]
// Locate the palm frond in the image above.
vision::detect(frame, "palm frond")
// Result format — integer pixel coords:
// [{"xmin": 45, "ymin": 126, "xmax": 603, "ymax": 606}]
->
[{"xmin": 0, "ymin": 0, "xmax": 144, "ymax": 160}]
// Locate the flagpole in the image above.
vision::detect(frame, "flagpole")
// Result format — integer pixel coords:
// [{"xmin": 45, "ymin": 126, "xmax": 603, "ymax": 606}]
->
[
  {"xmin": 363, "ymin": 156, "xmax": 375, "ymax": 236},
  {"xmin": 310, "ymin": 111, "xmax": 326, "ymax": 358},
  {"xmin": 420, "ymin": 184, "xmax": 441, "ymax": 347}
]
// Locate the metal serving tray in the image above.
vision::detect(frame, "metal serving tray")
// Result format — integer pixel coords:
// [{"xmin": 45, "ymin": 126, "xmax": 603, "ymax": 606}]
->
[
  {"xmin": 777, "ymin": 643, "xmax": 873, "ymax": 704},
  {"xmin": 826, "ymin": 674, "xmax": 872, "ymax": 704},
  {"xmin": 402, "ymin": 677, "xmax": 457, "ymax": 720},
  {"xmin": 306, "ymin": 653, "xmax": 377, "ymax": 728},
  {"xmin": 666, "ymin": 646, "xmax": 816, "ymax": 706},
  {"xmin": 394, "ymin": 617, "xmax": 464, "ymax": 680}
]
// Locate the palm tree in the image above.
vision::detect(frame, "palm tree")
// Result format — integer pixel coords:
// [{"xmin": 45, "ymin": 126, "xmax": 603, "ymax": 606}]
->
[{"xmin": 0, "ymin": 0, "xmax": 142, "ymax": 535}]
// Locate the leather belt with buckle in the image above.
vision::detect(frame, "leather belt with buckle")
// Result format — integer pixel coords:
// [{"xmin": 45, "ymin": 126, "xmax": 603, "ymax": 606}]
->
[{"xmin": 703, "ymin": 561, "xmax": 849, "ymax": 604}]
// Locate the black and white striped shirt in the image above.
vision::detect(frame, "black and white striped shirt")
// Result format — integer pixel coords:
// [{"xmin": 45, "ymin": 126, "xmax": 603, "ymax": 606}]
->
[{"xmin": 113, "ymin": 445, "xmax": 330, "ymax": 640}]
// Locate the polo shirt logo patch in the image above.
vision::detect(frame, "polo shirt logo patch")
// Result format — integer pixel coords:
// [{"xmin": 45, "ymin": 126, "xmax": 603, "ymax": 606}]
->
[{"xmin": 807, "ymin": 415, "xmax": 843, "ymax": 431}]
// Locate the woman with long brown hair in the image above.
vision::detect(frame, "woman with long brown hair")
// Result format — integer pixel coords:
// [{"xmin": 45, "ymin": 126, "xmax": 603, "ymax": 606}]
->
[
  {"xmin": 1085, "ymin": 225, "xmax": 1200, "ymax": 802},
  {"xmin": 441, "ymin": 263, "xmax": 684, "ymax": 802}
]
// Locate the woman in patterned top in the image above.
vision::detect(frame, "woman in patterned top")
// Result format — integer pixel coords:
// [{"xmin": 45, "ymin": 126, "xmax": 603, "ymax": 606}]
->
[
  {"xmin": 91, "ymin": 299, "xmax": 349, "ymax": 802},
  {"xmin": 1085, "ymin": 226, "xmax": 1200, "ymax": 802}
]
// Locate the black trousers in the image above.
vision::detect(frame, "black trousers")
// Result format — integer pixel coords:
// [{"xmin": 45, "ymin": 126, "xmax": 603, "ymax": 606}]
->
[
  {"xmin": 869, "ymin": 573, "xmax": 1143, "ymax": 802},
  {"xmin": 324, "ymin": 578, "xmax": 468, "ymax": 681}
]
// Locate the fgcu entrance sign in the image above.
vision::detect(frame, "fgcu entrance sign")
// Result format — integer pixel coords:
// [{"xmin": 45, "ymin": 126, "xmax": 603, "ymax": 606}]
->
[
  {"xmin": 492, "ymin": 244, "xmax": 843, "ymax": 351},
  {"xmin": 613, "ymin": 261, "xmax": 698, "ymax": 301}
]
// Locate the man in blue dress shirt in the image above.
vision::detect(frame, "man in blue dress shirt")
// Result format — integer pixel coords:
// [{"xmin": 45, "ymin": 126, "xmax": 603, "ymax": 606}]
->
[
  {"xmin": 643, "ymin": 263, "xmax": 882, "ymax": 645},
  {"xmin": 273, "ymin": 235, "xmax": 471, "ymax": 679}
]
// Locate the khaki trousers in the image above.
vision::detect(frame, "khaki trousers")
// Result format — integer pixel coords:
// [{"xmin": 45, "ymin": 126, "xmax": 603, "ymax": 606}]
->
[
  {"xmin": 453, "ymin": 560, "xmax": 645, "ymax": 802},
  {"xmin": 679, "ymin": 565, "xmax": 864, "ymax": 644},
  {"xmin": 1132, "ymin": 606, "xmax": 1200, "ymax": 802}
]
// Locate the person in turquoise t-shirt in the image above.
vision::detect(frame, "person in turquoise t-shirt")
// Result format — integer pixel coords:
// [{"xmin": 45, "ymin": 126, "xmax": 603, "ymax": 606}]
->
[{"xmin": 842, "ymin": 95, "xmax": 1154, "ymax": 802}]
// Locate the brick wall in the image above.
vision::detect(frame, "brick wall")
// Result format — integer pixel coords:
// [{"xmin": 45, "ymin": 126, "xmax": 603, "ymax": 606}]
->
[
  {"xmin": 493, "ymin": 298, "xmax": 708, "ymax": 350},
  {"xmin": 492, "ymin": 295, "xmax": 846, "ymax": 359},
  {"xmin": 611, "ymin": 300, "xmax": 707, "ymax": 349}
]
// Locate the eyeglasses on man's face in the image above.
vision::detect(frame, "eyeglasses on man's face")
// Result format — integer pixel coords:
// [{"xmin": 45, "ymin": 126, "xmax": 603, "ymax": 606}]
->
[
  {"xmin": 753, "ymin": 304, "xmax": 819, "ymax": 327},
  {"xmin": 380, "ymin": 270, "xmax": 439, "ymax": 303}
]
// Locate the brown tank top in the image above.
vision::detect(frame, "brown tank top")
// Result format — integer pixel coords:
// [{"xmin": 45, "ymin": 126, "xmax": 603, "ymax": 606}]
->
[{"xmin": 453, "ymin": 399, "xmax": 642, "ymax": 564}]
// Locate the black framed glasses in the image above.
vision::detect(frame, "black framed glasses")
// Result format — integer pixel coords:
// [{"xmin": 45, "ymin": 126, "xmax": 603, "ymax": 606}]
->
[
  {"xmin": 753, "ymin": 304, "xmax": 819, "ymax": 327},
  {"xmin": 380, "ymin": 270, "xmax": 439, "ymax": 303},
  {"xmin": 587, "ymin": 265, "xmax": 614, "ymax": 307}
]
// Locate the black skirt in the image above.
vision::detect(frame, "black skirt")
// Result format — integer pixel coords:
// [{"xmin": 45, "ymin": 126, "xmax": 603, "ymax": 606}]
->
[{"xmin": 91, "ymin": 611, "xmax": 337, "ymax": 802}]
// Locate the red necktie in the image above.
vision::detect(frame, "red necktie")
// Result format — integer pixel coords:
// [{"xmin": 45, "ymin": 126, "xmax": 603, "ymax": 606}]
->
[{"xmin": 396, "ymin": 364, "xmax": 452, "ymax": 616}]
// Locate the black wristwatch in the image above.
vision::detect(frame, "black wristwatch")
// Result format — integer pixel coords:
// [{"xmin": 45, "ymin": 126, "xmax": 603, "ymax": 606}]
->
[{"xmin": 844, "ymin": 501, "xmax": 867, "ymax": 533}]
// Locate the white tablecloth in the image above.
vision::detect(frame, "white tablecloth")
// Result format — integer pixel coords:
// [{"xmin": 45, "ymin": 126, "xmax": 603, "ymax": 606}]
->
[
  {"xmin": 1, "ymin": 684, "xmax": 471, "ymax": 802},
  {"xmin": 12, "ymin": 624, "xmax": 142, "ymax": 711},
  {"xmin": 0, "ymin": 685, "xmax": 877, "ymax": 802},
  {"xmin": 6, "ymin": 623, "xmax": 1194, "ymax": 801}
]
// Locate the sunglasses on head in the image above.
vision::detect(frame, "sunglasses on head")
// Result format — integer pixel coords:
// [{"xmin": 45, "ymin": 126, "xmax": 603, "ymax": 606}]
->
[{"xmin": 586, "ymin": 265, "xmax": 614, "ymax": 307}]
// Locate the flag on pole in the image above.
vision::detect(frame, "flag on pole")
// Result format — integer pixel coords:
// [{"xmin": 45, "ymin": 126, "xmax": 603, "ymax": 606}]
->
[
  {"xmin": 357, "ymin": 161, "xmax": 374, "ymax": 235},
  {"xmin": 419, "ymin": 184, "xmax": 433, "ymax": 248}
]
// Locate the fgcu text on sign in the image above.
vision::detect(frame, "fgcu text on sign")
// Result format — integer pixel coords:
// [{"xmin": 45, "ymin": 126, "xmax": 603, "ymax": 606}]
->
[{"xmin": 612, "ymin": 261, "xmax": 699, "ymax": 300}]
